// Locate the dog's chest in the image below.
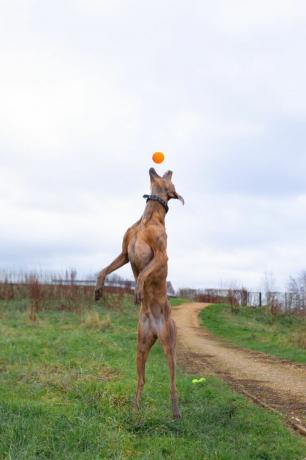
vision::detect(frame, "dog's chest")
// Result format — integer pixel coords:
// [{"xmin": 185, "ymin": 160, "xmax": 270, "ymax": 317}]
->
[{"xmin": 128, "ymin": 236, "xmax": 153, "ymax": 272}]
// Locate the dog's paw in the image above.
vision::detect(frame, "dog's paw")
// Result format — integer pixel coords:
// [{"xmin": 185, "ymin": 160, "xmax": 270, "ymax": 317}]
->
[
  {"xmin": 173, "ymin": 409, "xmax": 181, "ymax": 420},
  {"xmin": 132, "ymin": 398, "xmax": 140, "ymax": 411},
  {"xmin": 134, "ymin": 292, "xmax": 140, "ymax": 305},
  {"xmin": 134, "ymin": 288, "xmax": 143, "ymax": 305},
  {"xmin": 95, "ymin": 288, "xmax": 103, "ymax": 301}
]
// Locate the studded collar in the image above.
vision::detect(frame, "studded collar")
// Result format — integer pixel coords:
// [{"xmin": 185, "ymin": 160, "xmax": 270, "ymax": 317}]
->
[{"xmin": 143, "ymin": 194, "xmax": 169, "ymax": 213}]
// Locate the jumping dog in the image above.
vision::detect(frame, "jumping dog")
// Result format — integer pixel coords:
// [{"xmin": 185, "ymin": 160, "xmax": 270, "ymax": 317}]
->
[{"xmin": 95, "ymin": 168, "xmax": 184, "ymax": 418}]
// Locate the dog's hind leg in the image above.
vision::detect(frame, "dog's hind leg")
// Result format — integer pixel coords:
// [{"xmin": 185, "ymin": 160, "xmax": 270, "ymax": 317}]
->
[
  {"xmin": 134, "ymin": 321, "xmax": 156, "ymax": 410},
  {"xmin": 160, "ymin": 319, "xmax": 180, "ymax": 419}
]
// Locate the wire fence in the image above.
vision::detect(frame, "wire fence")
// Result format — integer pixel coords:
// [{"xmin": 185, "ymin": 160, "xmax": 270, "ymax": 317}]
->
[
  {"xmin": 266, "ymin": 291, "xmax": 306, "ymax": 312},
  {"xmin": 1, "ymin": 269, "xmax": 305, "ymax": 312}
]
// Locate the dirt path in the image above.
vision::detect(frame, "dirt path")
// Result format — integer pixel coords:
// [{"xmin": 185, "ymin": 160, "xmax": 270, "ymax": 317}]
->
[{"xmin": 173, "ymin": 303, "xmax": 306, "ymax": 434}]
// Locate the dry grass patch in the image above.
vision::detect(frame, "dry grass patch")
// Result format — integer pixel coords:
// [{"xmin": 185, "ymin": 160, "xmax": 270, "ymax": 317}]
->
[
  {"xmin": 98, "ymin": 366, "xmax": 120, "ymax": 382},
  {"xmin": 81, "ymin": 310, "xmax": 112, "ymax": 331},
  {"xmin": 18, "ymin": 364, "xmax": 119, "ymax": 392},
  {"xmin": 292, "ymin": 329, "xmax": 306, "ymax": 349},
  {"xmin": 0, "ymin": 324, "xmax": 19, "ymax": 337}
]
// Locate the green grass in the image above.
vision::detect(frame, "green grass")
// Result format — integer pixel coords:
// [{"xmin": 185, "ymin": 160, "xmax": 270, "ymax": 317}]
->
[
  {"xmin": 200, "ymin": 304, "xmax": 306, "ymax": 365},
  {"xmin": 0, "ymin": 298, "xmax": 306, "ymax": 459},
  {"xmin": 169, "ymin": 297, "xmax": 190, "ymax": 307}
]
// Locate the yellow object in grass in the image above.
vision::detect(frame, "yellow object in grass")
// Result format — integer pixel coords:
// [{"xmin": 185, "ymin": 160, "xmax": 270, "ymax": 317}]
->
[{"xmin": 192, "ymin": 377, "xmax": 206, "ymax": 384}]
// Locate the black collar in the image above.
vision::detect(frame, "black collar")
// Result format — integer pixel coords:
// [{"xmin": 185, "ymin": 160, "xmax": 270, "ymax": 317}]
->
[{"xmin": 143, "ymin": 194, "xmax": 169, "ymax": 213}]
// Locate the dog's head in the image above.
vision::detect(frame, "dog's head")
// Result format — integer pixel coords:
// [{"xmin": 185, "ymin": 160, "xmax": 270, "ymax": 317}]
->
[{"xmin": 149, "ymin": 168, "xmax": 184, "ymax": 204}]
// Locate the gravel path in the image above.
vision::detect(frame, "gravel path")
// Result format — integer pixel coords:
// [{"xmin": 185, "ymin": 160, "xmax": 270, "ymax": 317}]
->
[{"xmin": 173, "ymin": 302, "xmax": 306, "ymax": 431}]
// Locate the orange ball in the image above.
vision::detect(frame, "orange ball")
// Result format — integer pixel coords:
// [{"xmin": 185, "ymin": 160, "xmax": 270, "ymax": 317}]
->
[{"xmin": 152, "ymin": 151, "xmax": 165, "ymax": 164}]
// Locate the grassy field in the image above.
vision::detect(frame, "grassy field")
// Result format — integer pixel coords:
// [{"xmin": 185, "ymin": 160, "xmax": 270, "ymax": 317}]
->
[
  {"xmin": 200, "ymin": 304, "xmax": 306, "ymax": 364},
  {"xmin": 1, "ymin": 297, "xmax": 306, "ymax": 459}
]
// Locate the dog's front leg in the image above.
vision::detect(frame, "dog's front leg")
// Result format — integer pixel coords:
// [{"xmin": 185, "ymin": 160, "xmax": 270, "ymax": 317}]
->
[
  {"xmin": 95, "ymin": 270, "xmax": 107, "ymax": 301},
  {"xmin": 134, "ymin": 252, "xmax": 167, "ymax": 304},
  {"xmin": 95, "ymin": 252, "xmax": 129, "ymax": 301},
  {"xmin": 134, "ymin": 280, "xmax": 145, "ymax": 305}
]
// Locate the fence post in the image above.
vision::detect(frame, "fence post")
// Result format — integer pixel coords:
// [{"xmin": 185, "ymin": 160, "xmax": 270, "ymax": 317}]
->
[{"xmin": 259, "ymin": 292, "xmax": 262, "ymax": 307}]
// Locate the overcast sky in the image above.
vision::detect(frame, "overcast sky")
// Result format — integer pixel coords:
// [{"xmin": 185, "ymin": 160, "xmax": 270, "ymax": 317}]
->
[{"xmin": 1, "ymin": 0, "xmax": 306, "ymax": 290}]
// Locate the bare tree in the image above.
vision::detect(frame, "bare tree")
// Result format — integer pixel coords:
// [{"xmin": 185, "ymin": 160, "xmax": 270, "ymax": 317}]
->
[
  {"xmin": 287, "ymin": 270, "xmax": 306, "ymax": 311},
  {"xmin": 262, "ymin": 271, "xmax": 276, "ymax": 306}
]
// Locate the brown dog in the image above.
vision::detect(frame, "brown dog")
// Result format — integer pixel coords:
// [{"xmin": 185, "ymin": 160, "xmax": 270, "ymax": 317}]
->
[{"xmin": 95, "ymin": 167, "xmax": 184, "ymax": 418}]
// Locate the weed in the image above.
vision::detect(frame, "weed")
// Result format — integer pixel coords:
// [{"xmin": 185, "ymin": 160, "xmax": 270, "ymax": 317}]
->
[
  {"xmin": 82, "ymin": 311, "xmax": 112, "ymax": 331},
  {"xmin": 292, "ymin": 329, "xmax": 306, "ymax": 349},
  {"xmin": 28, "ymin": 277, "xmax": 43, "ymax": 321}
]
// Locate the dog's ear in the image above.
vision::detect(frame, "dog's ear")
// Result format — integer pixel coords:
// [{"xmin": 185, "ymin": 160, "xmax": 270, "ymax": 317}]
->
[
  {"xmin": 149, "ymin": 167, "xmax": 160, "ymax": 178},
  {"xmin": 163, "ymin": 170, "xmax": 173, "ymax": 180}
]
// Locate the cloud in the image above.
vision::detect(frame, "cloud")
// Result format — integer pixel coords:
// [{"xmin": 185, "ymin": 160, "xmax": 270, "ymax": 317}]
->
[
  {"xmin": 198, "ymin": 120, "xmax": 306, "ymax": 197},
  {"xmin": 1, "ymin": 0, "xmax": 306, "ymax": 290}
]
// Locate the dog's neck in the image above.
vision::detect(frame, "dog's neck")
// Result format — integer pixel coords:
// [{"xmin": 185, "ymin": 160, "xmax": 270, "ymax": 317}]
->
[
  {"xmin": 143, "ymin": 194, "xmax": 168, "ymax": 213},
  {"xmin": 142, "ymin": 198, "xmax": 167, "ymax": 224}
]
